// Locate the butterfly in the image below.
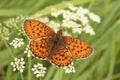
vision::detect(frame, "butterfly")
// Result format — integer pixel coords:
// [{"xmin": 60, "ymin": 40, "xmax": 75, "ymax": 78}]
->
[{"xmin": 23, "ymin": 19, "xmax": 93, "ymax": 67}]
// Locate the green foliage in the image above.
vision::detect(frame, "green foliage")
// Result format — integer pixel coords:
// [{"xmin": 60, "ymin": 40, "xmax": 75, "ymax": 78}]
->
[{"xmin": 0, "ymin": 0, "xmax": 120, "ymax": 80}]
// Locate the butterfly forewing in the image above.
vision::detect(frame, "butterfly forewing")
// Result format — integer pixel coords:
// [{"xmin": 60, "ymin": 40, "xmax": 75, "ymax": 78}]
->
[
  {"xmin": 24, "ymin": 19, "xmax": 55, "ymax": 39},
  {"xmin": 62, "ymin": 36, "xmax": 93, "ymax": 59}
]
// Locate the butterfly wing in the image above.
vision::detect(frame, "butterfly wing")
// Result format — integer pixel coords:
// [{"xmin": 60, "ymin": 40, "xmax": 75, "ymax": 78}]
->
[
  {"xmin": 30, "ymin": 37, "xmax": 54, "ymax": 59},
  {"xmin": 62, "ymin": 36, "xmax": 93, "ymax": 59},
  {"xmin": 24, "ymin": 19, "xmax": 55, "ymax": 39},
  {"xmin": 48, "ymin": 39, "xmax": 72, "ymax": 67},
  {"xmin": 24, "ymin": 19, "xmax": 56, "ymax": 59}
]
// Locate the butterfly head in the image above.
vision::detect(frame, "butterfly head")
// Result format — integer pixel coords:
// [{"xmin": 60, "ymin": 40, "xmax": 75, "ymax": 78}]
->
[
  {"xmin": 56, "ymin": 29, "xmax": 63, "ymax": 38},
  {"xmin": 53, "ymin": 29, "xmax": 63, "ymax": 44}
]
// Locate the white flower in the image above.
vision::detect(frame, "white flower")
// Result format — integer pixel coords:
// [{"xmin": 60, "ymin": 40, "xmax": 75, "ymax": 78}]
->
[
  {"xmin": 49, "ymin": 5, "xmax": 101, "ymax": 36},
  {"xmin": 62, "ymin": 10, "xmax": 78, "ymax": 20},
  {"xmin": 83, "ymin": 24, "xmax": 95, "ymax": 35},
  {"xmin": 68, "ymin": 4, "xmax": 78, "ymax": 12},
  {"xmin": 48, "ymin": 20, "xmax": 60, "ymax": 32},
  {"xmin": 32, "ymin": 63, "xmax": 46, "ymax": 77},
  {"xmin": 38, "ymin": 17, "xmax": 49, "ymax": 23},
  {"xmin": 51, "ymin": 10, "xmax": 63, "ymax": 17},
  {"xmin": 3, "ymin": 16, "xmax": 25, "ymax": 29},
  {"xmin": 24, "ymin": 45, "xmax": 31, "ymax": 57},
  {"xmin": 88, "ymin": 12, "xmax": 101, "ymax": 23},
  {"xmin": 10, "ymin": 38, "xmax": 24, "ymax": 48},
  {"xmin": 72, "ymin": 27, "xmax": 82, "ymax": 34},
  {"xmin": 77, "ymin": 15, "xmax": 89, "ymax": 26},
  {"xmin": 11, "ymin": 58, "xmax": 25, "ymax": 73},
  {"xmin": 4, "ymin": 37, "xmax": 9, "ymax": 40},
  {"xmin": 62, "ymin": 19, "xmax": 81, "ymax": 28},
  {"xmin": 77, "ymin": 7, "xmax": 89, "ymax": 16},
  {"xmin": 63, "ymin": 62, "xmax": 75, "ymax": 73},
  {"xmin": 0, "ymin": 27, "xmax": 10, "ymax": 40}
]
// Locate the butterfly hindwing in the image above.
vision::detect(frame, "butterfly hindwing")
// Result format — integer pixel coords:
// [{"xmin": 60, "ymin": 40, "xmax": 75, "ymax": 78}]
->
[
  {"xmin": 48, "ymin": 39, "xmax": 72, "ymax": 67},
  {"xmin": 30, "ymin": 37, "xmax": 54, "ymax": 59}
]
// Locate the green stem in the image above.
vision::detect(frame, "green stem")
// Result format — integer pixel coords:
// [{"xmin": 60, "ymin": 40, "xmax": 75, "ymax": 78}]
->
[
  {"xmin": 20, "ymin": 73, "xmax": 24, "ymax": 80},
  {"xmin": 3, "ymin": 40, "xmax": 14, "ymax": 59},
  {"xmin": 5, "ymin": 64, "xmax": 12, "ymax": 80},
  {"xmin": 40, "ymin": 76, "xmax": 42, "ymax": 80},
  {"xmin": 28, "ymin": 56, "xmax": 32, "ymax": 80},
  {"xmin": 52, "ymin": 68, "xmax": 63, "ymax": 80},
  {"xmin": 58, "ymin": 68, "xmax": 63, "ymax": 80},
  {"xmin": 92, "ymin": 19, "xmax": 120, "ymax": 48},
  {"xmin": 88, "ymin": 0, "xmax": 95, "ymax": 9},
  {"xmin": 39, "ymin": 60, "xmax": 43, "ymax": 80},
  {"xmin": 106, "ymin": 32, "xmax": 115, "ymax": 80},
  {"xmin": 39, "ymin": 60, "xmax": 43, "ymax": 64}
]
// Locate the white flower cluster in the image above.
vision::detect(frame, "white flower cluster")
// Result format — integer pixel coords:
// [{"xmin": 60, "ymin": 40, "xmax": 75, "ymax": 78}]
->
[
  {"xmin": 3, "ymin": 16, "xmax": 25, "ymax": 29},
  {"xmin": 32, "ymin": 63, "xmax": 46, "ymax": 77},
  {"xmin": 38, "ymin": 17, "xmax": 49, "ymax": 23},
  {"xmin": 24, "ymin": 45, "xmax": 32, "ymax": 57},
  {"xmin": 48, "ymin": 20, "xmax": 60, "ymax": 32},
  {"xmin": 0, "ymin": 26, "xmax": 10, "ymax": 40},
  {"xmin": 11, "ymin": 58, "xmax": 25, "ymax": 73},
  {"xmin": 3, "ymin": 16, "xmax": 26, "ymax": 36},
  {"xmin": 50, "ymin": 4, "xmax": 101, "ymax": 35},
  {"xmin": 10, "ymin": 37, "xmax": 24, "ymax": 48},
  {"xmin": 63, "ymin": 62, "xmax": 75, "ymax": 73}
]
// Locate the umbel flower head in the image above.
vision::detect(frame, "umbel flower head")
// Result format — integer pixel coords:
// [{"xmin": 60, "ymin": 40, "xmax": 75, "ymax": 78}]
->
[
  {"xmin": 32, "ymin": 63, "xmax": 46, "ymax": 78},
  {"xmin": 24, "ymin": 45, "xmax": 32, "ymax": 57},
  {"xmin": 63, "ymin": 62, "xmax": 75, "ymax": 73},
  {"xmin": 10, "ymin": 37, "xmax": 24, "ymax": 48},
  {"xmin": 11, "ymin": 58, "xmax": 25, "ymax": 73},
  {"xmin": 48, "ymin": 4, "xmax": 101, "ymax": 36}
]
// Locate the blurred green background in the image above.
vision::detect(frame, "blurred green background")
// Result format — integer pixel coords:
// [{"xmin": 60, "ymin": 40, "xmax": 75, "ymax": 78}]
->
[{"xmin": 0, "ymin": 0, "xmax": 120, "ymax": 80}]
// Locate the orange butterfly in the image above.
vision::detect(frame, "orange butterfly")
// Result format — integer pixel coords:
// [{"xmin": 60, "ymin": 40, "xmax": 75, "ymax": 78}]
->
[{"xmin": 24, "ymin": 19, "xmax": 93, "ymax": 67}]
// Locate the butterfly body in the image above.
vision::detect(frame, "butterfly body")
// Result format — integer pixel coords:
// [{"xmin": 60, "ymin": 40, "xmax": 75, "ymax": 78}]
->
[
  {"xmin": 24, "ymin": 19, "xmax": 93, "ymax": 67},
  {"xmin": 53, "ymin": 29, "xmax": 62, "ymax": 44}
]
